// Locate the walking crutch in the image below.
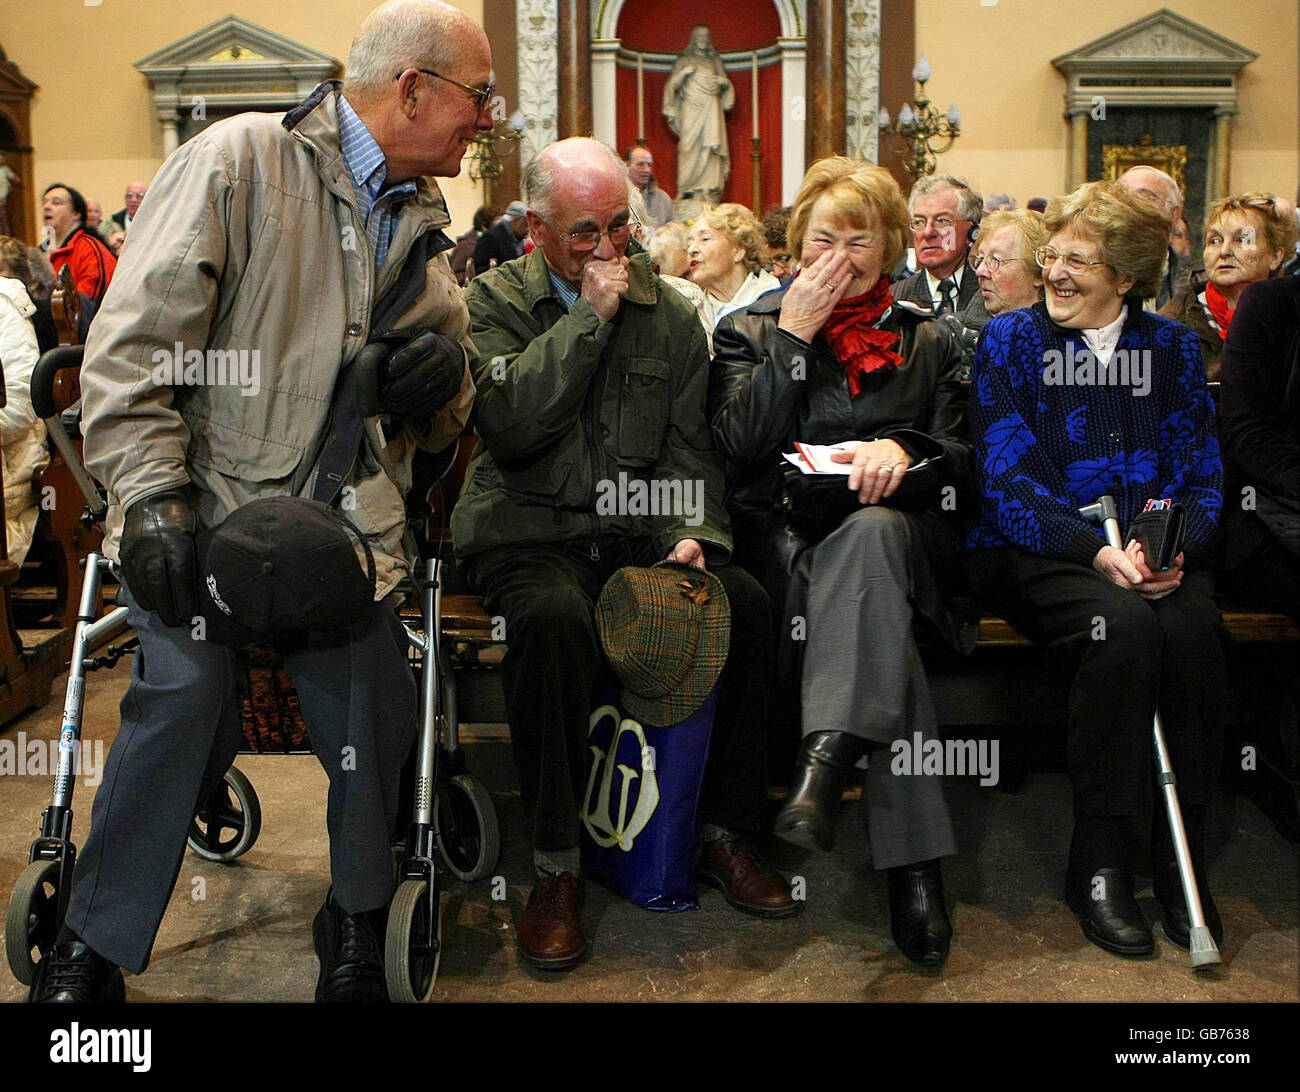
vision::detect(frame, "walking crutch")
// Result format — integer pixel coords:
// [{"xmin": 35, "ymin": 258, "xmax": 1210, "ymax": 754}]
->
[{"xmin": 1079, "ymin": 495, "xmax": 1221, "ymax": 969}]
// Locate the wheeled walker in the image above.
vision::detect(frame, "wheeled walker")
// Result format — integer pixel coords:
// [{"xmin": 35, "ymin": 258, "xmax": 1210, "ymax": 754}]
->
[{"xmin": 6, "ymin": 344, "xmax": 501, "ymax": 1001}]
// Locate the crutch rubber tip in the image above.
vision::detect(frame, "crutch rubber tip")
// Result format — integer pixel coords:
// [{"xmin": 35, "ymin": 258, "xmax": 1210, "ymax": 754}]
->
[{"xmin": 1188, "ymin": 927, "xmax": 1222, "ymax": 969}]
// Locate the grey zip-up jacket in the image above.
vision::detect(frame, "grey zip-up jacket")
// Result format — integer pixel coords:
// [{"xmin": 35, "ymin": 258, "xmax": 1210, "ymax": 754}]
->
[{"xmin": 80, "ymin": 82, "xmax": 475, "ymax": 597}]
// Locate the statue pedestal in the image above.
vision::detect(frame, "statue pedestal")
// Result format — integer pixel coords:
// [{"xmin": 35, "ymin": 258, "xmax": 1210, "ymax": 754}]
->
[{"xmin": 673, "ymin": 197, "xmax": 707, "ymax": 223}]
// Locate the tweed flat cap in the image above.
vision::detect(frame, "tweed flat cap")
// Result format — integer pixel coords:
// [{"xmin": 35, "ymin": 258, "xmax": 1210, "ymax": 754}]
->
[{"xmin": 595, "ymin": 562, "xmax": 730, "ymax": 726}]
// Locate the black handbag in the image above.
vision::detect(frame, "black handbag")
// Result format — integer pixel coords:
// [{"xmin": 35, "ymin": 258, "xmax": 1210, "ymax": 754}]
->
[
  {"xmin": 1124, "ymin": 502, "xmax": 1187, "ymax": 571},
  {"xmin": 780, "ymin": 452, "xmax": 942, "ymax": 543}
]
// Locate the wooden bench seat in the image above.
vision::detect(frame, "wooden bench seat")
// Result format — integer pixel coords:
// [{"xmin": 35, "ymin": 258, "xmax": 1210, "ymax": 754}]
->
[{"xmin": 439, "ymin": 591, "xmax": 1299, "ymax": 650}]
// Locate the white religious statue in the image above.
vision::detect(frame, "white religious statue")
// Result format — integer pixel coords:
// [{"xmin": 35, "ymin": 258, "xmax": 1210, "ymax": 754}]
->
[
  {"xmin": 662, "ymin": 25, "xmax": 734, "ymax": 204},
  {"xmin": 0, "ymin": 154, "xmax": 16, "ymax": 237}
]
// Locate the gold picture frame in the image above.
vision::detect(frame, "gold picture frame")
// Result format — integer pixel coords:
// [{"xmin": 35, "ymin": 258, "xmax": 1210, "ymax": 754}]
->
[{"xmin": 1102, "ymin": 135, "xmax": 1188, "ymax": 196}]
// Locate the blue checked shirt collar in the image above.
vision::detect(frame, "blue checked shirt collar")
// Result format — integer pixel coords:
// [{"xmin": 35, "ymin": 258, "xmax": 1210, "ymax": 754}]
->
[
  {"xmin": 336, "ymin": 95, "xmax": 418, "ymax": 275},
  {"xmin": 547, "ymin": 267, "xmax": 580, "ymax": 311}
]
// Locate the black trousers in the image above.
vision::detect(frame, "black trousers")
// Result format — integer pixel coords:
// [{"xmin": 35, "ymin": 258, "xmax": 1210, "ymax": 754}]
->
[
  {"xmin": 467, "ymin": 538, "xmax": 773, "ymax": 853},
  {"xmin": 964, "ymin": 549, "xmax": 1226, "ymax": 827}
]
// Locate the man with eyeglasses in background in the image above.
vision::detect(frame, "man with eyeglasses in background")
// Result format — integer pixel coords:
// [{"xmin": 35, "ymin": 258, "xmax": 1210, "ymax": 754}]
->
[
  {"xmin": 894, "ymin": 174, "xmax": 991, "ymax": 373},
  {"xmin": 453, "ymin": 136, "xmax": 799, "ymax": 972},
  {"xmin": 108, "ymin": 182, "xmax": 149, "ymax": 237},
  {"xmin": 1117, "ymin": 164, "xmax": 1192, "ymax": 308}
]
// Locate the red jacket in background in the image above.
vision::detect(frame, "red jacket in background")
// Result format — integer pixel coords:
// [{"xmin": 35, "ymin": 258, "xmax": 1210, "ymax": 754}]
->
[{"xmin": 49, "ymin": 226, "xmax": 117, "ymax": 303}]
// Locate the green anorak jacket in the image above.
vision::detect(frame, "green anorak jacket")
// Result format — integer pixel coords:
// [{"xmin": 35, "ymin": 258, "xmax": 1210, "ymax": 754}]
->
[{"xmin": 452, "ymin": 247, "xmax": 732, "ymax": 560}]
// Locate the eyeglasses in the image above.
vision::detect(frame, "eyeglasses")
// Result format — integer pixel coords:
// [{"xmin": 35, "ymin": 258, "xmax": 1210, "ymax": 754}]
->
[
  {"xmin": 1034, "ymin": 245, "xmax": 1109, "ymax": 274},
  {"xmin": 909, "ymin": 215, "xmax": 969, "ymax": 233},
  {"xmin": 398, "ymin": 68, "xmax": 495, "ymax": 113},
  {"xmin": 544, "ymin": 210, "xmax": 643, "ymax": 252},
  {"xmin": 968, "ymin": 252, "xmax": 1025, "ymax": 273}
]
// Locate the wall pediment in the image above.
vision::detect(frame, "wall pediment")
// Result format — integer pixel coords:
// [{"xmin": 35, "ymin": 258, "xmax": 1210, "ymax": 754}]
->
[
  {"xmin": 135, "ymin": 14, "xmax": 340, "ymax": 98},
  {"xmin": 1053, "ymin": 8, "xmax": 1257, "ymax": 76}
]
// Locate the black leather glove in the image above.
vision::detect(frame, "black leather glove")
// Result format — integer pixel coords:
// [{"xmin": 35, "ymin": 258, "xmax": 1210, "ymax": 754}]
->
[
  {"xmin": 376, "ymin": 331, "xmax": 465, "ymax": 427},
  {"xmin": 119, "ymin": 490, "xmax": 198, "ymax": 627}
]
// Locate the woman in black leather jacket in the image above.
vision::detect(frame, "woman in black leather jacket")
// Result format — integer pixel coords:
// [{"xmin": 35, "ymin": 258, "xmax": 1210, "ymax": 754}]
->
[{"xmin": 708, "ymin": 157, "xmax": 973, "ymax": 967}]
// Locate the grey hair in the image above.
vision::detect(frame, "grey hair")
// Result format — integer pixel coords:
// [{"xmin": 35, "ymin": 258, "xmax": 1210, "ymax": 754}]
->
[
  {"xmin": 908, "ymin": 173, "xmax": 984, "ymax": 225},
  {"xmin": 344, "ymin": 0, "xmax": 467, "ymax": 99},
  {"xmin": 523, "ymin": 138, "xmax": 627, "ymax": 222},
  {"xmin": 1121, "ymin": 165, "xmax": 1183, "ymax": 218}
]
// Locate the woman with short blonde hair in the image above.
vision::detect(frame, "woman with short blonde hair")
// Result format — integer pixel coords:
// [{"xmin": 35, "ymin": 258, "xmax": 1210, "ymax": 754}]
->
[
  {"xmin": 686, "ymin": 202, "xmax": 780, "ymax": 332},
  {"xmin": 1160, "ymin": 192, "xmax": 1295, "ymax": 378},
  {"xmin": 708, "ymin": 155, "xmax": 972, "ymax": 969}
]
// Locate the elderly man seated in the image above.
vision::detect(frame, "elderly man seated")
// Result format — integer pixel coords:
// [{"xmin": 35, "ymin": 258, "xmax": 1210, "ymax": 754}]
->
[{"xmin": 452, "ymin": 137, "xmax": 799, "ymax": 971}]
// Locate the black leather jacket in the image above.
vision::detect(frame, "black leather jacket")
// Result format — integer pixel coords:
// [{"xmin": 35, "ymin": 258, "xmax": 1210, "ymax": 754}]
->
[
  {"xmin": 709, "ymin": 288, "xmax": 973, "ymax": 531},
  {"xmin": 707, "ymin": 284, "xmax": 977, "ymax": 650}
]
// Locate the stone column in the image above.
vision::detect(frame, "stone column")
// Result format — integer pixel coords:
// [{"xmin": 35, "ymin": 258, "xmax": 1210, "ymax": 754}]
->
[
  {"xmin": 1066, "ymin": 108, "xmax": 1088, "ymax": 191},
  {"xmin": 158, "ymin": 109, "xmax": 180, "ymax": 158},
  {"xmin": 1210, "ymin": 109, "xmax": 1233, "ymax": 199},
  {"xmin": 805, "ymin": 0, "xmax": 846, "ymax": 162},
  {"xmin": 557, "ymin": 0, "xmax": 592, "ymax": 139}
]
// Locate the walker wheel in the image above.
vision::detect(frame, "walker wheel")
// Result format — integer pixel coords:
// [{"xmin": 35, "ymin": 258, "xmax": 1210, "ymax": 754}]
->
[
  {"xmin": 385, "ymin": 877, "xmax": 441, "ymax": 1003},
  {"xmin": 7, "ymin": 859, "xmax": 61, "ymax": 986},
  {"xmin": 435, "ymin": 772, "xmax": 500, "ymax": 881},
  {"xmin": 187, "ymin": 766, "xmax": 261, "ymax": 862}
]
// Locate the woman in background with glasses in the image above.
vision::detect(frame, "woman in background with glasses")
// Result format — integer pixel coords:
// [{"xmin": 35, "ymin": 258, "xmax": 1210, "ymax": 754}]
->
[
  {"xmin": 1159, "ymin": 193, "xmax": 1296, "ymax": 380},
  {"xmin": 964, "ymin": 180, "xmax": 1226, "ymax": 959},
  {"xmin": 968, "ymin": 209, "xmax": 1048, "ymax": 317}
]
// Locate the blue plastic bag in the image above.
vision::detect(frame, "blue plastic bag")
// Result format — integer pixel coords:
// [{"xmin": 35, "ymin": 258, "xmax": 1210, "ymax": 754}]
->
[{"xmin": 579, "ymin": 685, "xmax": 716, "ymax": 911}]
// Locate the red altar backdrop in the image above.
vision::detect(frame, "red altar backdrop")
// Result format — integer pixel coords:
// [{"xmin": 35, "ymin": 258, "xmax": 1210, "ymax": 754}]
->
[{"xmin": 615, "ymin": 4, "xmax": 785, "ymax": 215}]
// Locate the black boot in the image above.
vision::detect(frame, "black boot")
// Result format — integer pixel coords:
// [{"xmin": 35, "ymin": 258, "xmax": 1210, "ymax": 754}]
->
[
  {"xmin": 773, "ymin": 731, "xmax": 868, "ymax": 851},
  {"xmin": 887, "ymin": 859, "xmax": 953, "ymax": 967},
  {"xmin": 1152, "ymin": 807, "xmax": 1223, "ymax": 949}
]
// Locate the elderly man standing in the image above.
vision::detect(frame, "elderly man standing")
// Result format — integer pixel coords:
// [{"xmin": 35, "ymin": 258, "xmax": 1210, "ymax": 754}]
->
[
  {"xmin": 626, "ymin": 144, "xmax": 675, "ymax": 228},
  {"xmin": 454, "ymin": 137, "xmax": 798, "ymax": 971},
  {"xmin": 1118, "ymin": 164, "xmax": 1191, "ymax": 308},
  {"xmin": 29, "ymin": 0, "xmax": 490, "ymax": 1004}
]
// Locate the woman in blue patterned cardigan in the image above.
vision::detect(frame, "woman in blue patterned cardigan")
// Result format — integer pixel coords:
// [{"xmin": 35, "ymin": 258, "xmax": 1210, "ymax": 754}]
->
[{"xmin": 964, "ymin": 181, "xmax": 1226, "ymax": 959}]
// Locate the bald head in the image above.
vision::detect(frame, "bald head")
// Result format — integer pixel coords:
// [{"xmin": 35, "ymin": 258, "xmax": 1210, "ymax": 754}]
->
[
  {"xmin": 524, "ymin": 138, "xmax": 634, "ymax": 281},
  {"xmin": 124, "ymin": 181, "xmax": 149, "ymax": 217},
  {"xmin": 1118, "ymin": 165, "xmax": 1182, "ymax": 225},
  {"xmin": 524, "ymin": 138, "xmax": 628, "ymax": 222},
  {"xmin": 344, "ymin": 0, "xmax": 489, "ymax": 100}
]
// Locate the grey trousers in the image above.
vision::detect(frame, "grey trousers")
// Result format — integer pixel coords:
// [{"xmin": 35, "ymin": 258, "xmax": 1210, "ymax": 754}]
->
[
  {"xmin": 65, "ymin": 587, "xmax": 417, "ymax": 974},
  {"xmin": 792, "ymin": 507, "xmax": 956, "ymax": 870}
]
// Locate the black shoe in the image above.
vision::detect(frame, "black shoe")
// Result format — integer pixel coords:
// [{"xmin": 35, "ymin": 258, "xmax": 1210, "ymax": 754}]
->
[
  {"xmin": 887, "ymin": 859, "xmax": 953, "ymax": 967},
  {"xmin": 29, "ymin": 938, "xmax": 125, "ymax": 1003},
  {"xmin": 1065, "ymin": 868, "xmax": 1154, "ymax": 957},
  {"xmin": 312, "ymin": 890, "xmax": 389, "ymax": 1003},
  {"xmin": 773, "ymin": 731, "xmax": 867, "ymax": 851},
  {"xmin": 1154, "ymin": 864, "xmax": 1224, "ymax": 949}
]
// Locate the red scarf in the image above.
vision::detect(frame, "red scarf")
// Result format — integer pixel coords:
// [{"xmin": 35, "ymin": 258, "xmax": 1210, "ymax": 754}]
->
[
  {"xmin": 818, "ymin": 276, "xmax": 904, "ymax": 396},
  {"xmin": 1203, "ymin": 281, "xmax": 1235, "ymax": 341}
]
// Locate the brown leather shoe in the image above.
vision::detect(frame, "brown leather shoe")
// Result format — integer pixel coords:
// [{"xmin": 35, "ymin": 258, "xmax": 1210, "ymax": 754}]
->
[
  {"xmin": 518, "ymin": 872, "xmax": 586, "ymax": 970},
  {"xmin": 698, "ymin": 833, "xmax": 803, "ymax": 918}
]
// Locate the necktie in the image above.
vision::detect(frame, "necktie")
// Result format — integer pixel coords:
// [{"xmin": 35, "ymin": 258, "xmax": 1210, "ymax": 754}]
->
[{"xmin": 936, "ymin": 277, "xmax": 957, "ymax": 316}]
